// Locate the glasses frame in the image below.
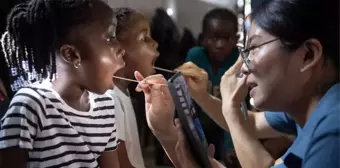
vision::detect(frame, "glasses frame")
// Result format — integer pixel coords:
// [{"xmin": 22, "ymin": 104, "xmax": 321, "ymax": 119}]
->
[{"xmin": 238, "ymin": 38, "xmax": 280, "ymax": 69}]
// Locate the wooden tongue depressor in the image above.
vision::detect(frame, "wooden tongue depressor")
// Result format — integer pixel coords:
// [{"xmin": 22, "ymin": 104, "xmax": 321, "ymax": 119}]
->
[
  {"xmin": 153, "ymin": 66, "xmax": 176, "ymax": 73},
  {"xmin": 112, "ymin": 76, "xmax": 168, "ymax": 86}
]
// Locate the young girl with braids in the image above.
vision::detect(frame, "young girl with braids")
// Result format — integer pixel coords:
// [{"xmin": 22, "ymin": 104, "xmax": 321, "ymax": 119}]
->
[
  {"xmin": 0, "ymin": 0, "xmax": 128, "ymax": 167},
  {"xmin": 107, "ymin": 8, "xmax": 159, "ymax": 168}
]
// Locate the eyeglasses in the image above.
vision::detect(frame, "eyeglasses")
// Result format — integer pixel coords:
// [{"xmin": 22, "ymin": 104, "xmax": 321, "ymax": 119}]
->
[{"xmin": 238, "ymin": 38, "xmax": 279, "ymax": 69}]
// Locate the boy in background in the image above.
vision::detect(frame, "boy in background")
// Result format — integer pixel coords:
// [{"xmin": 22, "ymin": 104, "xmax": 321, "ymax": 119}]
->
[{"xmin": 185, "ymin": 8, "xmax": 239, "ymax": 165}]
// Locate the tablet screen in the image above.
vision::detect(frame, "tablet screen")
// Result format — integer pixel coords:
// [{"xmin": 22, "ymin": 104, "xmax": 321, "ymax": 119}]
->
[{"xmin": 168, "ymin": 72, "xmax": 211, "ymax": 168}]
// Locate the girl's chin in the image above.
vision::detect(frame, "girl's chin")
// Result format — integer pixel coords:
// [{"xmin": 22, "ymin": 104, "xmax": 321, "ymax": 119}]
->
[
  {"xmin": 110, "ymin": 82, "xmax": 115, "ymax": 90},
  {"xmin": 104, "ymin": 81, "xmax": 115, "ymax": 91}
]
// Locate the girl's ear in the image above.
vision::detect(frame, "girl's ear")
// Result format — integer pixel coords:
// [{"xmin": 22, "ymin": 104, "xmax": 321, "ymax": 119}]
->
[{"xmin": 59, "ymin": 44, "xmax": 82, "ymax": 67}]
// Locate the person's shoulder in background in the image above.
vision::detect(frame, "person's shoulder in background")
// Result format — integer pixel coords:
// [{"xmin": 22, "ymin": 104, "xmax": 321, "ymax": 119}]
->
[{"xmin": 185, "ymin": 46, "xmax": 208, "ymax": 66}]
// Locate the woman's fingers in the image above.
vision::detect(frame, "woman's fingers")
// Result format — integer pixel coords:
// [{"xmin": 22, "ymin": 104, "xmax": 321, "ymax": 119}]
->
[
  {"xmin": 175, "ymin": 61, "xmax": 200, "ymax": 71},
  {"xmin": 208, "ymin": 144, "xmax": 215, "ymax": 158},
  {"xmin": 175, "ymin": 119, "xmax": 185, "ymax": 141},
  {"xmin": 179, "ymin": 69, "xmax": 208, "ymax": 81},
  {"xmin": 135, "ymin": 72, "xmax": 168, "ymax": 103},
  {"xmin": 176, "ymin": 62, "xmax": 208, "ymax": 81},
  {"xmin": 134, "ymin": 71, "xmax": 146, "ymax": 92},
  {"xmin": 226, "ymin": 56, "xmax": 244, "ymax": 76},
  {"xmin": 175, "ymin": 119, "xmax": 185, "ymax": 160}
]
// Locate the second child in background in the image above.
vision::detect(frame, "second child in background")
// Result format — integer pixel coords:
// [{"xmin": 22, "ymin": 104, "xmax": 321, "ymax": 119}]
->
[
  {"xmin": 107, "ymin": 8, "xmax": 159, "ymax": 168},
  {"xmin": 184, "ymin": 8, "xmax": 239, "ymax": 166}
]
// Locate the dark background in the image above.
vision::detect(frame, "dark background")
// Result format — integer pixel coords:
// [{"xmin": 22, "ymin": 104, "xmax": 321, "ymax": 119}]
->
[
  {"xmin": 251, "ymin": 0, "xmax": 266, "ymax": 10},
  {"xmin": 0, "ymin": 0, "xmax": 22, "ymax": 98}
]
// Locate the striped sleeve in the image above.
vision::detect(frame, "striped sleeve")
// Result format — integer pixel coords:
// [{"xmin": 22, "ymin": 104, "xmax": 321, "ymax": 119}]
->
[
  {"xmin": 113, "ymin": 96, "xmax": 126, "ymax": 141},
  {"xmin": 0, "ymin": 88, "xmax": 42, "ymax": 150},
  {"xmin": 104, "ymin": 120, "xmax": 118, "ymax": 152}
]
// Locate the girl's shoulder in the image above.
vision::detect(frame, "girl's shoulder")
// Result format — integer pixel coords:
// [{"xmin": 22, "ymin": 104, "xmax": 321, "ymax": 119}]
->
[{"xmin": 89, "ymin": 91, "xmax": 116, "ymax": 113}]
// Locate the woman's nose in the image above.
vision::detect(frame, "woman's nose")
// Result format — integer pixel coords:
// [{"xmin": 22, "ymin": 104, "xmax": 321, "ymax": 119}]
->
[{"xmin": 241, "ymin": 61, "xmax": 250, "ymax": 75}]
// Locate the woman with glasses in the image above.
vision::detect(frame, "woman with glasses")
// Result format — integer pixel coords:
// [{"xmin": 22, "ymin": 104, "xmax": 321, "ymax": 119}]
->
[{"xmin": 135, "ymin": 0, "xmax": 339, "ymax": 167}]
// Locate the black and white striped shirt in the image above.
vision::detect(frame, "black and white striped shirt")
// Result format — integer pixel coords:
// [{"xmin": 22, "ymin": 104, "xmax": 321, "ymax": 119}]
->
[{"xmin": 0, "ymin": 81, "xmax": 118, "ymax": 168}]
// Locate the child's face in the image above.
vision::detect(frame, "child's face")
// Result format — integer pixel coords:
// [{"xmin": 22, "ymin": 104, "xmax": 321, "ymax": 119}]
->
[
  {"xmin": 118, "ymin": 13, "xmax": 159, "ymax": 78},
  {"xmin": 202, "ymin": 18, "xmax": 237, "ymax": 62},
  {"xmin": 61, "ymin": 2, "xmax": 125, "ymax": 94}
]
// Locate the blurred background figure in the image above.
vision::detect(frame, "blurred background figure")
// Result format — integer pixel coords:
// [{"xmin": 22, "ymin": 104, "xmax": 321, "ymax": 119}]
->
[
  {"xmin": 0, "ymin": 0, "xmax": 20, "ymax": 118},
  {"xmin": 178, "ymin": 28, "xmax": 197, "ymax": 66},
  {"xmin": 151, "ymin": 8, "xmax": 181, "ymax": 78},
  {"xmin": 184, "ymin": 7, "xmax": 240, "ymax": 165}
]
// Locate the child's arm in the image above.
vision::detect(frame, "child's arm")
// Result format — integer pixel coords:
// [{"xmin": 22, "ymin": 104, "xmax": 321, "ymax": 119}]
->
[
  {"xmin": 117, "ymin": 141, "xmax": 135, "ymax": 168},
  {"xmin": 0, "ymin": 148, "xmax": 29, "ymax": 168},
  {"xmin": 98, "ymin": 108, "xmax": 122, "ymax": 168},
  {"xmin": 98, "ymin": 129, "xmax": 120, "ymax": 168},
  {"xmin": 98, "ymin": 150, "xmax": 120, "ymax": 168}
]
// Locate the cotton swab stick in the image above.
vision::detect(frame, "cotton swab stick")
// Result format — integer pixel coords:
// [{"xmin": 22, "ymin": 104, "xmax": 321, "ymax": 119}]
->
[
  {"xmin": 112, "ymin": 76, "xmax": 168, "ymax": 86},
  {"xmin": 112, "ymin": 76, "xmax": 140, "ymax": 83},
  {"xmin": 153, "ymin": 66, "xmax": 176, "ymax": 73}
]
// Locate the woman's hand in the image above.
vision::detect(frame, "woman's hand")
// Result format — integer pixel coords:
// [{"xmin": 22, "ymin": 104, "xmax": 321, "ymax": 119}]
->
[
  {"xmin": 175, "ymin": 62, "xmax": 210, "ymax": 103},
  {"xmin": 134, "ymin": 71, "xmax": 175, "ymax": 135},
  {"xmin": 220, "ymin": 56, "xmax": 248, "ymax": 115},
  {"xmin": 174, "ymin": 119, "xmax": 199, "ymax": 168},
  {"xmin": 174, "ymin": 119, "xmax": 226, "ymax": 168}
]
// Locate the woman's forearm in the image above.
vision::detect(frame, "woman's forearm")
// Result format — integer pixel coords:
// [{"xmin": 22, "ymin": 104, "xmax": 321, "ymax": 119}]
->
[
  {"xmin": 194, "ymin": 93, "xmax": 229, "ymax": 130},
  {"xmin": 224, "ymin": 107, "xmax": 275, "ymax": 168},
  {"xmin": 153, "ymin": 126, "xmax": 182, "ymax": 168}
]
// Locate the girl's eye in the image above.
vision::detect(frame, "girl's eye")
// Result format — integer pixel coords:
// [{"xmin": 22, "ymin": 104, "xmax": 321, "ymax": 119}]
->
[
  {"xmin": 138, "ymin": 35, "xmax": 146, "ymax": 41},
  {"xmin": 107, "ymin": 36, "xmax": 117, "ymax": 42}
]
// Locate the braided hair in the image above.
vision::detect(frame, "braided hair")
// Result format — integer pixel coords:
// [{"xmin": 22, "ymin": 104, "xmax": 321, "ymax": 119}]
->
[
  {"xmin": 113, "ymin": 7, "xmax": 136, "ymax": 38},
  {"xmin": 1, "ymin": 0, "xmax": 108, "ymax": 91}
]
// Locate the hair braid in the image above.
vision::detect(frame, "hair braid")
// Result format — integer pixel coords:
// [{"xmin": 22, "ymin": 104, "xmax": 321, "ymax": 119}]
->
[{"xmin": 1, "ymin": 0, "xmax": 108, "ymax": 91}]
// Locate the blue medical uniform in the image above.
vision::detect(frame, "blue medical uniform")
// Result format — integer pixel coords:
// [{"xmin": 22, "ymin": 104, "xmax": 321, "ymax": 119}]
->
[{"xmin": 265, "ymin": 83, "xmax": 339, "ymax": 168}]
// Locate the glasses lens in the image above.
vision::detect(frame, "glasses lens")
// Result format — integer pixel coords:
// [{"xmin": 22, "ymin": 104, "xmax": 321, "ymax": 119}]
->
[{"xmin": 240, "ymin": 50, "xmax": 250, "ymax": 68}]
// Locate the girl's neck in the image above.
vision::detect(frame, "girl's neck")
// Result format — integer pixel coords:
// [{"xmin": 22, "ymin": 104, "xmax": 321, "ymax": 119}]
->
[
  {"xmin": 113, "ymin": 69, "xmax": 131, "ymax": 95},
  {"xmin": 51, "ymin": 73, "xmax": 90, "ymax": 112},
  {"xmin": 113, "ymin": 78, "xmax": 130, "ymax": 96}
]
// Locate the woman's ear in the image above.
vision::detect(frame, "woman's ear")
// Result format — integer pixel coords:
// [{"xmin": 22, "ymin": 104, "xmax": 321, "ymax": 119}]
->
[{"xmin": 299, "ymin": 38, "xmax": 323, "ymax": 73}]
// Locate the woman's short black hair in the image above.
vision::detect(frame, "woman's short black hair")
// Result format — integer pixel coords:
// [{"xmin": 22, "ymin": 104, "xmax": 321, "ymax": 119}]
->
[
  {"xmin": 1, "ymin": 0, "xmax": 108, "ymax": 91},
  {"xmin": 202, "ymin": 8, "xmax": 238, "ymax": 33},
  {"xmin": 251, "ymin": 0, "xmax": 339, "ymax": 71}
]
